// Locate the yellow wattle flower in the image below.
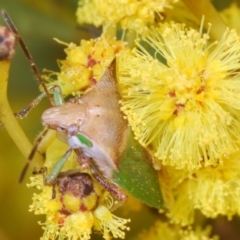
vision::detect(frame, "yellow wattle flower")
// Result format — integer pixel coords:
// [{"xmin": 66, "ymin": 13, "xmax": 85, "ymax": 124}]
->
[
  {"xmin": 158, "ymin": 150, "xmax": 240, "ymax": 225},
  {"xmin": 118, "ymin": 22, "xmax": 240, "ymax": 171},
  {"xmin": 158, "ymin": 166, "xmax": 194, "ymax": 225},
  {"xmin": 188, "ymin": 150, "xmax": 240, "ymax": 219},
  {"xmin": 27, "ymin": 138, "xmax": 130, "ymax": 240},
  {"xmin": 139, "ymin": 220, "xmax": 218, "ymax": 240},
  {"xmin": 76, "ymin": 0, "xmax": 103, "ymax": 27},
  {"xmin": 76, "ymin": 0, "xmax": 179, "ymax": 33},
  {"xmin": 43, "ymin": 36, "xmax": 126, "ymax": 96},
  {"xmin": 94, "ymin": 205, "xmax": 130, "ymax": 239}
]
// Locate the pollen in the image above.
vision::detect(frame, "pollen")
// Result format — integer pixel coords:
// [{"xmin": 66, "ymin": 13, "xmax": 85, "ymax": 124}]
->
[
  {"xmin": 59, "ymin": 211, "xmax": 94, "ymax": 240},
  {"xmin": 118, "ymin": 22, "xmax": 240, "ymax": 171},
  {"xmin": 62, "ymin": 193, "xmax": 82, "ymax": 212},
  {"xmin": 28, "ymin": 175, "xmax": 56, "ymax": 215}
]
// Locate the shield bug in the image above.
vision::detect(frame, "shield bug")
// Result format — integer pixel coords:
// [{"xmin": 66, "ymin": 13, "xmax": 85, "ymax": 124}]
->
[
  {"xmin": 2, "ymin": 10, "xmax": 164, "ymax": 209},
  {"xmin": 40, "ymin": 62, "xmax": 164, "ymax": 209}
]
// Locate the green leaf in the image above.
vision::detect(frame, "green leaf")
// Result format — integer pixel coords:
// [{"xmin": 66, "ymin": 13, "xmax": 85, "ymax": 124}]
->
[{"xmin": 113, "ymin": 133, "xmax": 164, "ymax": 209}]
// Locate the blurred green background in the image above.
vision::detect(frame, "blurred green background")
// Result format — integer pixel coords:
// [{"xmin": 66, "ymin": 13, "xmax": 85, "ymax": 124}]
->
[{"xmin": 1, "ymin": 0, "xmax": 240, "ymax": 240}]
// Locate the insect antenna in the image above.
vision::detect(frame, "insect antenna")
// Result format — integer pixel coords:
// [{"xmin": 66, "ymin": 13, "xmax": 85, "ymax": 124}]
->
[{"xmin": 1, "ymin": 9, "xmax": 54, "ymax": 107}]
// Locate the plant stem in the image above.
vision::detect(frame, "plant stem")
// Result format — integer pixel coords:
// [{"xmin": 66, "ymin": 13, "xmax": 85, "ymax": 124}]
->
[{"xmin": 0, "ymin": 60, "xmax": 43, "ymax": 168}]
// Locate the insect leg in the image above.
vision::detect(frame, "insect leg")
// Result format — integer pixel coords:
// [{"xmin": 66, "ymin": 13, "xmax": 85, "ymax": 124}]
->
[
  {"xmin": 74, "ymin": 148, "xmax": 92, "ymax": 169},
  {"xmin": 44, "ymin": 148, "xmax": 72, "ymax": 185},
  {"xmin": 14, "ymin": 91, "xmax": 47, "ymax": 119},
  {"xmin": 14, "ymin": 85, "xmax": 64, "ymax": 119},
  {"xmin": 52, "ymin": 85, "xmax": 64, "ymax": 106},
  {"xmin": 93, "ymin": 172, "xmax": 127, "ymax": 201},
  {"xmin": 19, "ymin": 128, "xmax": 56, "ymax": 182},
  {"xmin": 2, "ymin": 11, "xmax": 65, "ymax": 117}
]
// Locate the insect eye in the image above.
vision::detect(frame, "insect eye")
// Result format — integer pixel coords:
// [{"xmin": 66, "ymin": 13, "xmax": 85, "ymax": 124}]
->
[{"xmin": 57, "ymin": 127, "xmax": 66, "ymax": 132}]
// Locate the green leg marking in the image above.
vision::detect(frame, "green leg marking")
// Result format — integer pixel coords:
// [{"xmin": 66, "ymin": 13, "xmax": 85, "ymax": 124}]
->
[
  {"xmin": 52, "ymin": 86, "xmax": 64, "ymax": 106},
  {"xmin": 44, "ymin": 148, "xmax": 72, "ymax": 185}
]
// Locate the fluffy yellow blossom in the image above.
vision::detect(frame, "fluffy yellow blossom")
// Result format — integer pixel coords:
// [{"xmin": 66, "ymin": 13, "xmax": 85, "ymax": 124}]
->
[
  {"xmin": 43, "ymin": 37, "xmax": 125, "ymax": 96},
  {"xmin": 27, "ymin": 138, "xmax": 130, "ymax": 240},
  {"xmin": 189, "ymin": 150, "xmax": 240, "ymax": 219},
  {"xmin": 76, "ymin": 0, "xmax": 178, "ymax": 33},
  {"xmin": 93, "ymin": 205, "xmax": 130, "ymax": 240},
  {"xmin": 159, "ymin": 167, "xmax": 195, "ymax": 225},
  {"xmin": 139, "ymin": 221, "xmax": 218, "ymax": 240},
  {"xmin": 118, "ymin": 22, "xmax": 240, "ymax": 171},
  {"xmin": 158, "ymin": 150, "xmax": 240, "ymax": 225},
  {"xmin": 76, "ymin": 0, "xmax": 103, "ymax": 27}
]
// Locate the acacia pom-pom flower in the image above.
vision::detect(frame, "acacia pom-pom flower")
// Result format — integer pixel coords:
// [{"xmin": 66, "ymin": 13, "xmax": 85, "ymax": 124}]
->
[
  {"xmin": 76, "ymin": 0, "xmax": 103, "ymax": 27},
  {"xmin": 158, "ymin": 150, "xmax": 240, "ymax": 225},
  {"xmin": 43, "ymin": 36, "xmax": 125, "ymax": 96},
  {"xmin": 118, "ymin": 22, "xmax": 240, "ymax": 171},
  {"xmin": 27, "ymin": 139, "xmax": 130, "ymax": 240},
  {"xmin": 188, "ymin": 150, "xmax": 240, "ymax": 219},
  {"xmin": 77, "ymin": 0, "xmax": 178, "ymax": 33},
  {"xmin": 139, "ymin": 221, "xmax": 218, "ymax": 240},
  {"xmin": 158, "ymin": 166, "xmax": 194, "ymax": 225}
]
